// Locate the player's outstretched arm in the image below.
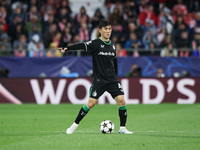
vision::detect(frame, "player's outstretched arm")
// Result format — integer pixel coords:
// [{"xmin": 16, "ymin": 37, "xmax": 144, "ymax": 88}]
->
[
  {"xmin": 58, "ymin": 47, "xmax": 68, "ymax": 53},
  {"xmin": 58, "ymin": 43, "xmax": 86, "ymax": 53}
]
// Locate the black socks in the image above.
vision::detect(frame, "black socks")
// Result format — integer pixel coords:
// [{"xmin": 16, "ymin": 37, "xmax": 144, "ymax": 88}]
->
[
  {"xmin": 119, "ymin": 106, "xmax": 127, "ymax": 126},
  {"xmin": 74, "ymin": 105, "xmax": 90, "ymax": 124}
]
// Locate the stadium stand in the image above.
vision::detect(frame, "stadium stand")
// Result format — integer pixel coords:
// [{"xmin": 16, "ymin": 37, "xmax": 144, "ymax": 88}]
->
[{"xmin": 0, "ymin": 0, "xmax": 200, "ymax": 57}]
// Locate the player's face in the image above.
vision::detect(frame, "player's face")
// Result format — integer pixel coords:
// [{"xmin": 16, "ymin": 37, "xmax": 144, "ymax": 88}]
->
[{"xmin": 99, "ymin": 25, "xmax": 112, "ymax": 41}]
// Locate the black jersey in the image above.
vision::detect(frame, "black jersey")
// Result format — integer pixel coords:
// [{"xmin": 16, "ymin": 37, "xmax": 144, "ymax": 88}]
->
[
  {"xmin": 83, "ymin": 38, "xmax": 118, "ymax": 83},
  {"xmin": 66, "ymin": 37, "xmax": 118, "ymax": 83}
]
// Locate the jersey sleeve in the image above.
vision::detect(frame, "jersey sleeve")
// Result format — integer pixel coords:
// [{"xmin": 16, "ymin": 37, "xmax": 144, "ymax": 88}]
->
[
  {"xmin": 67, "ymin": 43, "xmax": 85, "ymax": 51},
  {"xmin": 83, "ymin": 40, "xmax": 96, "ymax": 52}
]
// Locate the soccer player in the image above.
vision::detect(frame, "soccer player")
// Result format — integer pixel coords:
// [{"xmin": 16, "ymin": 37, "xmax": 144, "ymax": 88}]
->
[{"xmin": 58, "ymin": 19, "xmax": 133, "ymax": 134}]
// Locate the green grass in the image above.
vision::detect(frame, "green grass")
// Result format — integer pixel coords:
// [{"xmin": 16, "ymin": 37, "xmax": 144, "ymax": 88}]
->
[{"xmin": 0, "ymin": 104, "xmax": 200, "ymax": 150}]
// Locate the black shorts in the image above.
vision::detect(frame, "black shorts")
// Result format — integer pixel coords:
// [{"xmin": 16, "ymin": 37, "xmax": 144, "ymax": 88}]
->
[{"xmin": 89, "ymin": 81, "xmax": 124, "ymax": 99}]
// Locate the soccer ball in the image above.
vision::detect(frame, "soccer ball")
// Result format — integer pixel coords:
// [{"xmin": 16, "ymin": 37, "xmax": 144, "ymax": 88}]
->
[{"xmin": 100, "ymin": 120, "xmax": 114, "ymax": 134}]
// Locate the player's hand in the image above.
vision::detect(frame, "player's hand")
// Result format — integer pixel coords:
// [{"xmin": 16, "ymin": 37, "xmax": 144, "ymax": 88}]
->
[{"xmin": 58, "ymin": 47, "xmax": 67, "ymax": 53}]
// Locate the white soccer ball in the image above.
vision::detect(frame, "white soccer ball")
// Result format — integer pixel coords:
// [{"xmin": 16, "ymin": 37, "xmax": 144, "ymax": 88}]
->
[{"xmin": 100, "ymin": 120, "xmax": 114, "ymax": 134}]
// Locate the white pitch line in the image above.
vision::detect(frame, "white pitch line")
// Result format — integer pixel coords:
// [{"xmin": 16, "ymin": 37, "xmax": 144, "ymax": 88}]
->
[
  {"xmin": 133, "ymin": 131, "xmax": 200, "ymax": 133},
  {"xmin": 1, "ymin": 131, "xmax": 200, "ymax": 134}
]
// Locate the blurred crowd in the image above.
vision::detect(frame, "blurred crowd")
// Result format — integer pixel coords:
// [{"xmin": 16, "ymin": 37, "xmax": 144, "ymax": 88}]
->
[{"xmin": 0, "ymin": 0, "xmax": 200, "ymax": 57}]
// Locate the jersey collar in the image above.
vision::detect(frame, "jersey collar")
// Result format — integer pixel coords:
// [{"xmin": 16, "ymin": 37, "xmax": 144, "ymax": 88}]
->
[{"xmin": 99, "ymin": 37, "xmax": 111, "ymax": 45}]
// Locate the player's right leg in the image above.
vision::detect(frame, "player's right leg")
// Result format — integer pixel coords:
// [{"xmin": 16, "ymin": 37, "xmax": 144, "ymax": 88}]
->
[{"xmin": 66, "ymin": 97, "xmax": 97, "ymax": 134}]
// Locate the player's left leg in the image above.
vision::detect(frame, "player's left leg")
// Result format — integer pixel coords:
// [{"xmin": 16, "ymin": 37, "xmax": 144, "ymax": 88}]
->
[{"xmin": 115, "ymin": 95, "xmax": 133, "ymax": 134}]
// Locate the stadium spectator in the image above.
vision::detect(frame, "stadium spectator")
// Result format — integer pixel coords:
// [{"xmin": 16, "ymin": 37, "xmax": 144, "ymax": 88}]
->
[
  {"xmin": 74, "ymin": 6, "xmax": 89, "ymax": 33},
  {"xmin": 157, "ymin": 6, "xmax": 174, "ymax": 34},
  {"xmin": 50, "ymin": 32, "xmax": 65, "ymax": 48},
  {"xmin": 27, "ymin": 0, "xmax": 40, "ymax": 12},
  {"xmin": 11, "ymin": 23, "xmax": 27, "ymax": 44},
  {"xmin": 58, "ymin": 17, "xmax": 66, "ymax": 32},
  {"xmin": 193, "ymin": 44, "xmax": 200, "ymax": 57},
  {"xmin": 0, "ymin": 66, "xmax": 9, "ymax": 78},
  {"xmin": 123, "ymin": 9, "xmax": 137, "ymax": 24},
  {"xmin": 111, "ymin": 23, "xmax": 123, "ymax": 44},
  {"xmin": 122, "ymin": 0, "xmax": 137, "ymax": 23},
  {"xmin": 9, "ymin": 6, "xmax": 24, "ymax": 24},
  {"xmin": 174, "ymin": 15, "xmax": 187, "ymax": 29},
  {"xmin": 62, "ymin": 26, "xmax": 72, "ymax": 45},
  {"xmin": 194, "ymin": 12, "xmax": 200, "ymax": 32},
  {"xmin": 191, "ymin": 32, "xmax": 200, "ymax": 50},
  {"xmin": 57, "ymin": 7, "xmax": 71, "ymax": 25},
  {"xmin": 156, "ymin": 27, "xmax": 167, "ymax": 46},
  {"xmin": 125, "ymin": 22, "xmax": 143, "ymax": 42},
  {"xmin": 57, "ymin": 0, "xmax": 71, "ymax": 17},
  {"xmin": 176, "ymin": 30, "xmax": 190, "ymax": 48},
  {"xmin": 124, "ymin": 32, "xmax": 142, "ymax": 56},
  {"xmin": 13, "ymin": 34, "xmax": 28, "ymax": 50},
  {"xmin": 47, "ymin": 42, "xmax": 62, "ymax": 57},
  {"xmin": 90, "ymin": 26, "xmax": 99, "ymax": 40},
  {"xmin": 0, "ymin": 0, "xmax": 11, "ymax": 16},
  {"xmin": 28, "ymin": 5, "xmax": 41, "ymax": 21},
  {"xmin": 72, "ymin": 34, "xmax": 81, "ymax": 44},
  {"xmin": 14, "ymin": 44, "xmax": 26, "ymax": 57},
  {"xmin": 156, "ymin": 68, "xmax": 165, "ymax": 78},
  {"xmin": 8, "ymin": 14, "xmax": 23, "ymax": 38},
  {"xmin": 0, "ymin": 6, "xmax": 8, "ymax": 27},
  {"xmin": 160, "ymin": 42, "xmax": 178, "ymax": 57},
  {"xmin": 142, "ymin": 19, "xmax": 157, "ymax": 36},
  {"xmin": 11, "ymin": 0, "xmax": 28, "ymax": 14},
  {"xmin": 126, "ymin": 64, "xmax": 142, "ymax": 77},
  {"xmin": 173, "ymin": 23, "xmax": 187, "ymax": 42},
  {"xmin": 0, "ymin": 9, "xmax": 8, "ymax": 33},
  {"xmin": 91, "ymin": 8, "xmax": 104, "ymax": 29},
  {"xmin": 79, "ymin": 23, "xmax": 89, "ymax": 42},
  {"xmin": 145, "ymin": 42, "xmax": 160, "ymax": 56},
  {"xmin": 62, "ymin": 34, "xmax": 80, "ymax": 56},
  {"xmin": 160, "ymin": 34, "xmax": 175, "ymax": 47},
  {"xmin": 43, "ymin": 23, "xmax": 57, "ymax": 48},
  {"xmin": 116, "ymin": 43, "xmax": 127, "ymax": 57},
  {"xmin": 139, "ymin": 4, "xmax": 157, "ymax": 27},
  {"xmin": 109, "ymin": 7, "xmax": 122, "ymax": 25},
  {"xmin": 0, "ymin": 32, "xmax": 11, "ymax": 49},
  {"xmin": 178, "ymin": 31, "xmax": 191, "ymax": 57},
  {"xmin": 142, "ymin": 29, "xmax": 157, "ymax": 49},
  {"xmin": 42, "ymin": 14, "xmax": 56, "ymax": 34},
  {"xmin": 0, "ymin": 23, "xmax": 5, "ymax": 38},
  {"xmin": 172, "ymin": 0, "xmax": 188, "ymax": 17},
  {"xmin": 24, "ymin": 15, "xmax": 42, "ymax": 35},
  {"xmin": 0, "ymin": 43, "xmax": 11, "ymax": 56},
  {"xmin": 187, "ymin": 13, "xmax": 196, "ymax": 30},
  {"xmin": 40, "ymin": 0, "xmax": 56, "ymax": 21},
  {"xmin": 28, "ymin": 24, "xmax": 42, "ymax": 42},
  {"xmin": 111, "ymin": 35, "xmax": 119, "ymax": 44},
  {"xmin": 28, "ymin": 34, "xmax": 45, "ymax": 57},
  {"xmin": 137, "ymin": 0, "xmax": 148, "ymax": 14},
  {"xmin": 108, "ymin": 0, "xmax": 123, "ymax": 14}
]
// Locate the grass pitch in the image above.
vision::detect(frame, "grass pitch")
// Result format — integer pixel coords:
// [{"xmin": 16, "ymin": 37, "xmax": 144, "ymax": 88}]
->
[{"xmin": 0, "ymin": 104, "xmax": 200, "ymax": 150}]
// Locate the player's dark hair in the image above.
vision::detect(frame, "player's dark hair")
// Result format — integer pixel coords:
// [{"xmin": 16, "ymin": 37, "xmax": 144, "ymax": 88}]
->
[{"xmin": 98, "ymin": 19, "xmax": 111, "ymax": 29}]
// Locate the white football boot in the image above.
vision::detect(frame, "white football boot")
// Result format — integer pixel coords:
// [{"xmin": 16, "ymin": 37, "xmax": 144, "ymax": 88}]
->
[
  {"xmin": 66, "ymin": 122, "xmax": 79, "ymax": 134},
  {"xmin": 119, "ymin": 127, "xmax": 133, "ymax": 134}
]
